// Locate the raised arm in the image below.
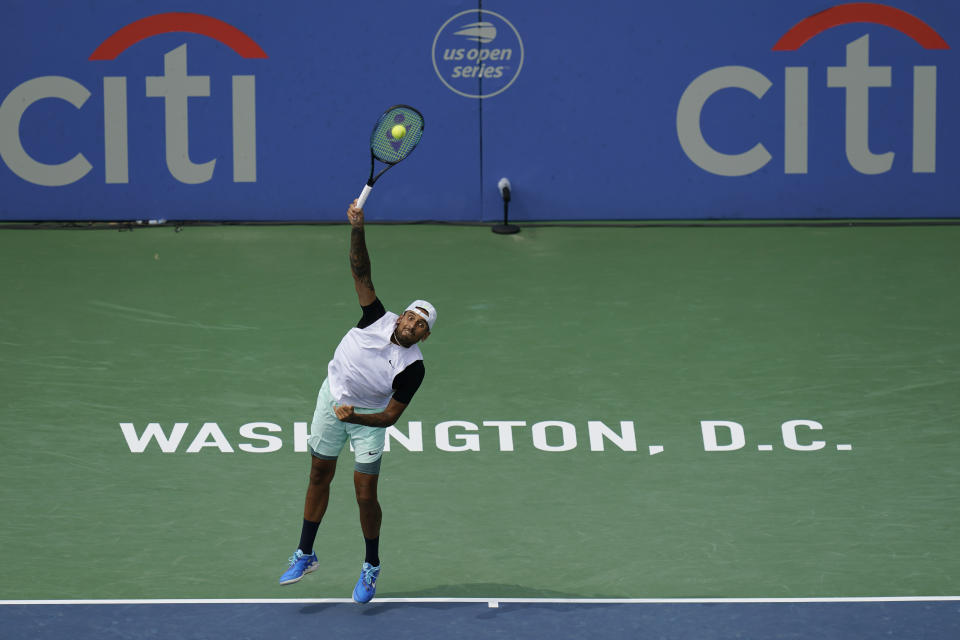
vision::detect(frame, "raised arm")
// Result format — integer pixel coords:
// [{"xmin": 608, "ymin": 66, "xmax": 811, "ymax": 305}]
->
[{"xmin": 347, "ymin": 200, "xmax": 377, "ymax": 307}]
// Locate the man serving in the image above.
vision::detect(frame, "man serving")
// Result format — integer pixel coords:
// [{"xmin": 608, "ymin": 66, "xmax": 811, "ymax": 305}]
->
[{"xmin": 279, "ymin": 200, "xmax": 436, "ymax": 604}]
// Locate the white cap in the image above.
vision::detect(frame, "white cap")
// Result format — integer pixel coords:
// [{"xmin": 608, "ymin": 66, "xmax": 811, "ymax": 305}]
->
[{"xmin": 405, "ymin": 300, "xmax": 437, "ymax": 330}]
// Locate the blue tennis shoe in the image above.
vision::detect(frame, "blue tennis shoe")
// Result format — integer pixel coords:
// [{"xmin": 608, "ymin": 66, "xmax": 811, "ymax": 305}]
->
[
  {"xmin": 352, "ymin": 562, "xmax": 380, "ymax": 603},
  {"xmin": 279, "ymin": 549, "xmax": 318, "ymax": 585}
]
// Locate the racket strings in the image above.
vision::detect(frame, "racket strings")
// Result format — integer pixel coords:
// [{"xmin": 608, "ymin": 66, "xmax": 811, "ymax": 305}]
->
[{"xmin": 370, "ymin": 107, "xmax": 424, "ymax": 164}]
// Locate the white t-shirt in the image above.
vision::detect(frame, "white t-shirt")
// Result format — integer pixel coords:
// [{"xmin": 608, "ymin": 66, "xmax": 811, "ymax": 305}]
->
[{"xmin": 327, "ymin": 311, "xmax": 424, "ymax": 409}]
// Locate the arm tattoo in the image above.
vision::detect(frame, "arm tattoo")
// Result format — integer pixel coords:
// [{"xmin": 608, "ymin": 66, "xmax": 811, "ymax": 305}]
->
[{"xmin": 350, "ymin": 227, "xmax": 373, "ymax": 290}]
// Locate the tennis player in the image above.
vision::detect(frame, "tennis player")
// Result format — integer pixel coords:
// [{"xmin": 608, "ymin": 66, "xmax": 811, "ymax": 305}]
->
[{"xmin": 279, "ymin": 200, "xmax": 436, "ymax": 604}]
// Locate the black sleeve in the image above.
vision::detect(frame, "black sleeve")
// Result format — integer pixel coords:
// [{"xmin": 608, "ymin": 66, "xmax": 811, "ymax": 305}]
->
[
  {"xmin": 391, "ymin": 360, "xmax": 425, "ymax": 404},
  {"xmin": 357, "ymin": 298, "xmax": 387, "ymax": 329}
]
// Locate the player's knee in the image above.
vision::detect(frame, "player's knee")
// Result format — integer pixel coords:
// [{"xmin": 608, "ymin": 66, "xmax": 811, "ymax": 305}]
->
[
  {"xmin": 354, "ymin": 478, "xmax": 379, "ymax": 505},
  {"xmin": 355, "ymin": 490, "xmax": 378, "ymax": 507},
  {"xmin": 309, "ymin": 460, "xmax": 336, "ymax": 486}
]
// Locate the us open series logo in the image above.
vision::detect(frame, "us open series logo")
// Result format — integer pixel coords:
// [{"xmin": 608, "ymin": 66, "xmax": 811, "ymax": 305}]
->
[{"xmin": 432, "ymin": 9, "xmax": 524, "ymax": 99}]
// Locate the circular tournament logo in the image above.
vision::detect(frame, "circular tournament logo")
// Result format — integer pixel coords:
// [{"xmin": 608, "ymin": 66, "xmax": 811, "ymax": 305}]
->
[{"xmin": 432, "ymin": 9, "xmax": 524, "ymax": 99}]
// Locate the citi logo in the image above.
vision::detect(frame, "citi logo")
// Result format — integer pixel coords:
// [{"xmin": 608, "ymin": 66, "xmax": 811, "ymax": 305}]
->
[
  {"xmin": 676, "ymin": 3, "xmax": 950, "ymax": 176},
  {"xmin": 0, "ymin": 12, "xmax": 267, "ymax": 187}
]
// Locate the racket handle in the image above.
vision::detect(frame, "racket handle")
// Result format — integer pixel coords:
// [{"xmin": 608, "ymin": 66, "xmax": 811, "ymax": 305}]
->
[{"xmin": 356, "ymin": 184, "xmax": 372, "ymax": 210}]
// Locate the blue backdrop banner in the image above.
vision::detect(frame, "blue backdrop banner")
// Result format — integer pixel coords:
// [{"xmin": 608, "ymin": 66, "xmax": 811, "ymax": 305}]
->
[{"xmin": 0, "ymin": 1, "xmax": 957, "ymax": 221}]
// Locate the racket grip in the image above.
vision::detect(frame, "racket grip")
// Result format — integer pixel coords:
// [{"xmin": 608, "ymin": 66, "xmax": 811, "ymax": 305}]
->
[{"xmin": 356, "ymin": 184, "xmax": 372, "ymax": 210}]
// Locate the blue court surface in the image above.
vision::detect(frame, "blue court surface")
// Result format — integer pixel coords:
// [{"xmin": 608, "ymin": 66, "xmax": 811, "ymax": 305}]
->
[{"xmin": 3, "ymin": 598, "xmax": 959, "ymax": 639}]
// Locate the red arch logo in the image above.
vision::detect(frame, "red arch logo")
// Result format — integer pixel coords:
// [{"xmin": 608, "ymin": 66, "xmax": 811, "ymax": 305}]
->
[
  {"xmin": 89, "ymin": 12, "xmax": 268, "ymax": 60},
  {"xmin": 773, "ymin": 2, "xmax": 949, "ymax": 51}
]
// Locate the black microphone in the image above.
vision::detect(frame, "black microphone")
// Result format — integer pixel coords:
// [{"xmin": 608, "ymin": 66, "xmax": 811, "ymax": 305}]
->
[
  {"xmin": 498, "ymin": 177, "xmax": 511, "ymax": 203},
  {"xmin": 492, "ymin": 177, "xmax": 519, "ymax": 234}
]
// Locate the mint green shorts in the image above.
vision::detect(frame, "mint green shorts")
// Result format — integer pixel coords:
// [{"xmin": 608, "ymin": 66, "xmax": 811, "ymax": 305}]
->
[{"xmin": 307, "ymin": 378, "xmax": 385, "ymax": 474}]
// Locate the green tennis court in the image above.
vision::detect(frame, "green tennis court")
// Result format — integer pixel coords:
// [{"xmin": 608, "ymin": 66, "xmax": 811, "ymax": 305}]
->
[{"xmin": 1, "ymin": 222, "xmax": 958, "ymax": 601}]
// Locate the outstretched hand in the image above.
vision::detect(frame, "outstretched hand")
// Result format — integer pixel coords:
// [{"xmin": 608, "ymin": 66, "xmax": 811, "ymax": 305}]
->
[{"xmin": 348, "ymin": 201, "xmax": 364, "ymax": 229}]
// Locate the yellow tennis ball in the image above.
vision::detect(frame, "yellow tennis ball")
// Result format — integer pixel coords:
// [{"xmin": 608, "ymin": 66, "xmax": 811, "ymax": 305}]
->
[{"xmin": 391, "ymin": 124, "xmax": 407, "ymax": 140}]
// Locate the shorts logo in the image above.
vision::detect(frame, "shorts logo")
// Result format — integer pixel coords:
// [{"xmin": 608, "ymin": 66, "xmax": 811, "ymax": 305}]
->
[{"xmin": 432, "ymin": 9, "xmax": 524, "ymax": 99}]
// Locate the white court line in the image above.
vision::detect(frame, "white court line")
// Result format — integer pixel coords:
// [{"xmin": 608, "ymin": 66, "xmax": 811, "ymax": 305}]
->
[{"xmin": 2, "ymin": 596, "xmax": 960, "ymax": 606}]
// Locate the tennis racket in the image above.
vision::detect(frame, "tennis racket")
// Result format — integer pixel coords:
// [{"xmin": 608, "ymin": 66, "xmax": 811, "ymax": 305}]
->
[{"xmin": 355, "ymin": 105, "xmax": 424, "ymax": 210}]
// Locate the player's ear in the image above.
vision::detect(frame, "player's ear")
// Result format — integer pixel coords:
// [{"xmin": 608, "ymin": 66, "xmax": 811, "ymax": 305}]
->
[{"xmin": 420, "ymin": 331, "xmax": 430, "ymax": 343}]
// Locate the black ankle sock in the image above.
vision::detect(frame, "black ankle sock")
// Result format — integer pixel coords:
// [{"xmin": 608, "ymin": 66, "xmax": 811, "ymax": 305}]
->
[
  {"xmin": 364, "ymin": 536, "xmax": 380, "ymax": 567},
  {"xmin": 298, "ymin": 519, "xmax": 320, "ymax": 555}
]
